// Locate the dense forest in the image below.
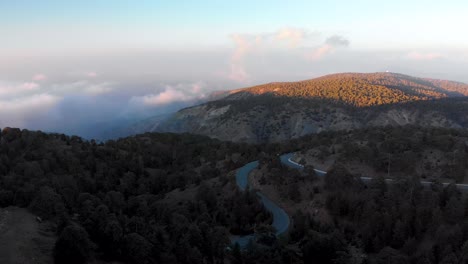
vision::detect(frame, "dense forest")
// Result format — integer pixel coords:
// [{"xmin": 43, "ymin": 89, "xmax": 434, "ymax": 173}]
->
[
  {"xmin": 290, "ymin": 165, "xmax": 468, "ymax": 264},
  {"xmin": 1, "ymin": 126, "xmax": 468, "ymax": 263},
  {"xmin": 238, "ymin": 127, "xmax": 468, "ymax": 263},
  {"xmin": 291, "ymin": 126, "xmax": 468, "ymax": 183},
  {"xmin": 224, "ymin": 72, "xmax": 468, "ymax": 107},
  {"xmin": 0, "ymin": 128, "xmax": 273, "ymax": 264}
]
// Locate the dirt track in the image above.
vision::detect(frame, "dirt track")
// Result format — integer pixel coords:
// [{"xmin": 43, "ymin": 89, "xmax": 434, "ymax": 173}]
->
[{"xmin": 0, "ymin": 207, "xmax": 55, "ymax": 264}]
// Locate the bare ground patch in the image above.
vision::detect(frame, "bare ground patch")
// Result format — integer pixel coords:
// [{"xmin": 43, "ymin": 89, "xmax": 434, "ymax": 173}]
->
[{"xmin": 0, "ymin": 207, "xmax": 55, "ymax": 264}]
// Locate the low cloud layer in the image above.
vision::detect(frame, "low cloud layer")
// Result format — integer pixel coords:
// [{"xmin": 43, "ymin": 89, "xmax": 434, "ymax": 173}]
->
[
  {"xmin": 0, "ymin": 93, "xmax": 60, "ymax": 128},
  {"xmin": 48, "ymin": 81, "xmax": 114, "ymax": 96},
  {"xmin": 0, "ymin": 72, "xmax": 216, "ymax": 138},
  {"xmin": 0, "ymin": 78, "xmax": 115, "ymax": 129},
  {"xmin": 0, "ymin": 80, "xmax": 55, "ymax": 128},
  {"xmin": 145, "ymin": 83, "xmax": 204, "ymax": 106},
  {"xmin": 0, "ymin": 81, "xmax": 39, "ymax": 98},
  {"xmin": 130, "ymin": 82, "xmax": 207, "ymax": 108}
]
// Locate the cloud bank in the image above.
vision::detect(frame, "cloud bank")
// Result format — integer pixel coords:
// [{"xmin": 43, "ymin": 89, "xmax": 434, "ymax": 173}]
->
[
  {"xmin": 0, "ymin": 93, "xmax": 60, "ymax": 128},
  {"xmin": 140, "ymin": 83, "xmax": 206, "ymax": 106},
  {"xmin": 127, "ymin": 82, "xmax": 209, "ymax": 116},
  {"xmin": 0, "ymin": 79, "xmax": 112, "ymax": 129}
]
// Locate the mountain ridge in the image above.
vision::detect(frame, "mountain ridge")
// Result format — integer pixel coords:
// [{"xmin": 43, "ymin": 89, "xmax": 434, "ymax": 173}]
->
[
  {"xmin": 131, "ymin": 72, "xmax": 468, "ymax": 142},
  {"xmin": 220, "ymin": 72, "xmax": 468, "ymax": 106}
]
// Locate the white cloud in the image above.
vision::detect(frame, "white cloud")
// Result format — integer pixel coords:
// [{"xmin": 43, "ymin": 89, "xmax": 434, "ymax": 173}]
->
[
  {"xmin": 65, "ymin": 71, "xmax": 99, "ymax": 78},
  {"xmin": 0, "ymin": 93, "xmax": 61, "ymax": 128},
  {"xmin": 228, "ymin": 28, "xmax": 313, "ymax": 83},
  {"xmin": 49, "ymin": 81, "xmax": 114, "ymax": 96},
  {"xmin": 32, "ymin": 74, "xmax": 47, "ymax": 81},
  {"xmin": 141, "ymin": 88, "xmax": 189, "ymax": 106},
  {"xmin": 129, "ymin": 82, "xmax": 208, "ymax": 107},
  {"xmin": 407, "ymin": 52, "xmax": 443, "ymax": 61},
  {"xmin": 0, "ymin": 81, "xmax": 40, "ymax": 97},
  {"xmin": 275, "ymin": 27, "xmax": 309, "ymax": 47},
  {"xmin": 307, "ymin": 45, "xmax": 335, "ymax": 60},
  {"xmin": 228, "ymin": 63, "xmax": 249, "ymax": 83},
  {"xmin": 21, "ymin": 82, "xmax": 40, "ymax": 90},
  {"xmin": 230, "ymin": 34, "xmax": 257, "ymax": 62},
  {"xmin": 0, "ymin": 80, "xmax": 60, "ymax": 128},
  {"xmin": 87, "ymin": 72, "xmax": 98, "ymax": 78},
  {"xmin": 228, "ymin": 29, "xmax": 349, "ymax": 81},
  {"xmin": 0, "ymin": 94, "xmax": 59, "ymax": 112},
  {"xmin": 83, "ymin": 83, "xmax": 113, "ymax": 95},
  {"xmin": 325, "ymin": 35, "xmax": 350, "ymax": 47},
  {"xmin": 0, "ymin": 77, "xmax": 115, "ymax": 129},
  {"xmin": 306, "ymin": 35, "xmax": 350, "ymax": 61}
]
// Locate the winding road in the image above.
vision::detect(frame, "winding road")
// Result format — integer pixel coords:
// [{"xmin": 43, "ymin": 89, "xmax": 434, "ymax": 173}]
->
[
  {"xmin": 283, "ymin": 153, "xmax": 468, "ymax": 191},
  {"xmin": 231, "ymin": 153, "xmax": 318, "ymax": 247},
  {"xmin": 232, "ymin": 152, "xmax": 468, "ymax": 247}
]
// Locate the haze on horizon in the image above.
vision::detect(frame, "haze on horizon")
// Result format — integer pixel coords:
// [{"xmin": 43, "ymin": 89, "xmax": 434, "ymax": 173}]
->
[{"xmin": 1, "ymin": 0, "xmax": 468, "ymax": 137}]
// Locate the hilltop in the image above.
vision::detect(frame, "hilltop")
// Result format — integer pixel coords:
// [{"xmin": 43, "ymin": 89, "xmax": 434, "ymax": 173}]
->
[
  {"xmin": 223, "ymin": 72, "xmax": 468, "ymax": 107},
  {"xmin": 146, "ymin": 72, "xmax": 468, "ymax": 143}
]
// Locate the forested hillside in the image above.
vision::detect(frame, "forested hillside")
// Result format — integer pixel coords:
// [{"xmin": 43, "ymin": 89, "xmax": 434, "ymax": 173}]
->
[
  {"xmin": 0, "ymin": 128, "xmax": 271, "ymax": 264},
  {"xmin": 292, "ymin": 126, "xmax": 468, "ymax": 183},
  {"xmin": 271, "ymin": 160, "xmax": 468, "ymax": 264},
  {"xmin": 152, "ymin": 73, "xmax": 468, "ymax": 143},
  {"xmin": 1, "ymin": 127, "xmax": 468, "ymax": 263},
  {"xmin": 239, "ymin": 127, "xmax": 468, "ymax": 263},
  {"xmin": 227, "ymin": 72, "xmax": 468, "ymax": 107}
]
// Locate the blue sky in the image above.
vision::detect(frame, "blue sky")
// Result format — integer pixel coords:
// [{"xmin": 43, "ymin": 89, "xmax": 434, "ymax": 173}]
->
[
  {"xmin": 2, "ymin": 0, "xmax": 468, "ymax": 52},
  {"xmin": 1, "ymin": 1, "xmax": 468, "ymax": 135}
]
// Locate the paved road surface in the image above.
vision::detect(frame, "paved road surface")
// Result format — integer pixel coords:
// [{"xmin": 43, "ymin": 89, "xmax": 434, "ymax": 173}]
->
[
  {"xmin": 232, "ymin": 152, "xmax": 468, "ymax": 247},
  {"xmin": 283, "ymin": 153, "xmax": 468, "ymax": 191}
]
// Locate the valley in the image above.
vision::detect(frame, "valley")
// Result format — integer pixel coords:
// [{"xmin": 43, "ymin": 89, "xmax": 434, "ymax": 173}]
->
[
  {"xmin": 2, "ymin": 73, "xmax": 468, "ymax": 264},
  {"xmin": 4, "ymin": 1, "xmax": 468, "ymax": 263},
  {"xmin": 1, "ymin": 125, "xmax": 468, "ymax": 263}
]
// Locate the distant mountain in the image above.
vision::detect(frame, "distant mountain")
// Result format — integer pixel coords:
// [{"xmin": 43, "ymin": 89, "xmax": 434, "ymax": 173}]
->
[
  {"xmin": 146, "ymin": 72, "xmax": 468, "ymax": 143},
  {"xmin": 222, "ymin": 72, "xmax": 468, "ymax": 106}
]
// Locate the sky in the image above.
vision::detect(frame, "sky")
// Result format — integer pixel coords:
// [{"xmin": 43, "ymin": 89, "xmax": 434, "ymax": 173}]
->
[{"xmin": 1, "ymin": 0, "xmax": 468, "ymax": 137}]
